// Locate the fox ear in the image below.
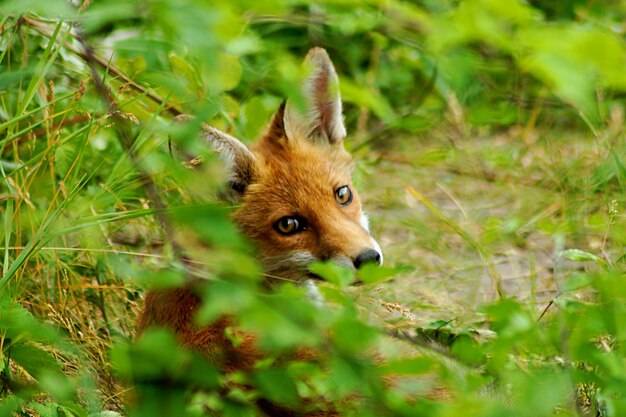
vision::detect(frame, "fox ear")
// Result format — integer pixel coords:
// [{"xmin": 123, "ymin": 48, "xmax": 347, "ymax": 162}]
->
[
  {"xmin": 174, "ymin": 115, "xmax": 258, "ymax": 203},
  {"xmin": 200, "ymin": 123, "xmax": 258, "ymax": 202},
  {"xmin": 284, "ymin": 47, "xmax": 347, "ymax": 146}
]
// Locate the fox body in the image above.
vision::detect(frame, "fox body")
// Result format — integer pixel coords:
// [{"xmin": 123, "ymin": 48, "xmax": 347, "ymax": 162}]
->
[{"xmin": 138, "ymin": 48, "xmax": 382, "ymax": 413}]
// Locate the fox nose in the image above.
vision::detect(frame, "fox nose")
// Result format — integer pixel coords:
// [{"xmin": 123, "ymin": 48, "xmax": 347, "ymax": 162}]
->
[{"xmin": 353, "ymin": 249, "xmax": 382, "ymax": 269}]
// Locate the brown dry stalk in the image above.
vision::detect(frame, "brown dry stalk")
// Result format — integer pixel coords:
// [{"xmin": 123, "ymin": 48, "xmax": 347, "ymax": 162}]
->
[{"xmin": 13, "ymin": 114, "xmax": 94, "ymax": 144}]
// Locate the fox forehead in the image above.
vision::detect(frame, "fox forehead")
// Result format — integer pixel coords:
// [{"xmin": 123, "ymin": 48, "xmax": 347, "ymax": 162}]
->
[{"xmin": 244, "ymin": 140, "xmax": 356, "ymax": 219}]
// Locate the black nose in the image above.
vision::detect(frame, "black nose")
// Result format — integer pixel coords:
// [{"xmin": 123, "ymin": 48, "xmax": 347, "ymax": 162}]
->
[{"xmin": 353, "ymin": 249, "xmax": 382, "ymax": 269}]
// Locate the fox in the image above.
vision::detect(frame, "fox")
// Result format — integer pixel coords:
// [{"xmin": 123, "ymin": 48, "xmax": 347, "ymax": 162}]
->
[{"xmin": 138, "ymin": 47, "xmax": 383, "ymax": 415}]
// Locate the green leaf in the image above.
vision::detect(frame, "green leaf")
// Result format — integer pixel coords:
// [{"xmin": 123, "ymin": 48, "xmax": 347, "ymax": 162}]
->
[
  {"xmin": 341, "ymin": 79, "xmax": 396, "ymax": 123},
  {"xmin": 110, "ymin": 329, "xmax": 191, "ymax": 381},
  {"xmin": 0, "ymin": 298, "xmax": 63, "ymax": 345},
  {"xmin": 184, "ymin": 356, "xmax": 221, "ymax": 390},
  {"xmin": 133, "ymin": 268, "xmax": 186, "ymax": 290},
  {"xmin": 0, "ymin": 0, "xmax": 74, "ymax": 16},
  {"xmin": 252, "ymin": 368, "xmax": 299, "ymax": 407},
  {"xmin": 170, "ymin": 205, "xmax": 248, "ymax": 251},
  {"xmin": 563, "ymin": 272, "xmax": 593, "ymax": 292},
  {"xmin": 80, "ymin": 0, "xmax": 139, "ymax": 33},
  {"xmin": 357, "ymin": 264, "xmax": 397, "ymax": 284},
  {"xmin": 0, "ymin": 396, "xmax": 22, "ymax": 417},
  {"xmin": 168, "ymin": 52, "xmax": 203, "ymax": 93},
  {"xmin": 241, "ymin": 96, "xmax": 279, "ymax": 140},
  {"xmin": 195, "ymin": 280, "xmax": 255, "ymax": 324},
  {"xmin": 308, "ymin": 262, "xmax": 355, "ymax": 288},
  {"xmin": 239, "ymin": 296, "xmax": 320, "ymax": 351},
  {"xmin": 450, "ymin": 334, "xmax": 485, "ymax": 365},
  {"xmin": 328, "ymin": 356, "xmax": 366, "ymax": 397},
  {"xmin": 332, "ymin": 317, "xmax": 378, "ymax": 354},
  {"xmin": 28, "ymin": 402, "xmax": 61, "ymax": 417},
  {"xmin": 511, "ymin": 370, "xmax": 572, "ymax": 416},
  {"xmin": 38, "ymin": 371, "xmax": 79, "ymax": 402},
  {"xmin": 380, "ymin": 357, "xmax": 434, "ymax": 376},
  {"xmin": 0, "ymin": 68, "xmax": 35, "ymax": 91},
  {"xmin": 560, "ymin": 249, "xmax": 608, "ymax": 270},
  {"xmin": 9, "ymin": 343, "xmax": 63, "ymax": 379},
  {"xmin": 482, "ymin": 298, "xmax": 534, "ymax": 338},
  {"xmin": 202, "ymin": 53, "xmax": 242, "ymax": 93},
  {"xmin": 416, "ymin": 326, "xmax": 456, "ymax": 346}
]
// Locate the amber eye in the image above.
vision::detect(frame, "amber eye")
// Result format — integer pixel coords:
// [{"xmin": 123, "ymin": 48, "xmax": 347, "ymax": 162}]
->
[
  {"xmin": 274, "ymin": 216, "xmax": 306, "ymax": 236},
  {"xmin": 335, "ymin": 185, "xmax": 352, "ymax": 206}
]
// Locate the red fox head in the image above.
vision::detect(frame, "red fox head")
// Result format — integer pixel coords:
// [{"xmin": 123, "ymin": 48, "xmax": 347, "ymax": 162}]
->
[{"xmin": 197, "ymin": 48, "xmax": 382, "ymax": 282}]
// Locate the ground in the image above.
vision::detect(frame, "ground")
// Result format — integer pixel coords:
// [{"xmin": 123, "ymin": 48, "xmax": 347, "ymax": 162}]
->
[{"xmin": 359, "ymin": 126, "xmax": 616, "ymax": 327}]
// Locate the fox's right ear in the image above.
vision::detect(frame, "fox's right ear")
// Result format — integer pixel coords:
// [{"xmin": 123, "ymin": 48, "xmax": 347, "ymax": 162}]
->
[
  {"xmin": 283, "ymin": 47, "xmax": 347, "ymax": 146},
  {"xmin": 174, "ymin": 115, "xmax": 258, "ymax": 203}
]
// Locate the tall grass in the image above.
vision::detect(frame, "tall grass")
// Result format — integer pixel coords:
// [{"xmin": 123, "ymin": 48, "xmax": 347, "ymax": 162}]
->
[{"xmin": 1, "ymin": 2, "xmax": 626, "ymax": 417}]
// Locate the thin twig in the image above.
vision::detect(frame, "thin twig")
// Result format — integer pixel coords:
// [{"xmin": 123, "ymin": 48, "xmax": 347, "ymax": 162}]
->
[
  {"xmin": 13, "ymin": 114, "xmax": 95, "ymax": 143},
  {"xmin": 22, "ymin": 16, "xmax": 182, "ymax": 117},
  {"xmin": 537, "ymin": 298, "xmax": 555, "ymax": 322}
]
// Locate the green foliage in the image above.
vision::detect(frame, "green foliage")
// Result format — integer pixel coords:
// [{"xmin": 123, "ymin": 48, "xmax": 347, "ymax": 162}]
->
[
  {"xmin": 0, "ymin": 299, "xmax": 94, "ymax": 417},
  {"xmin": 1, "ymin": 0, "xmax": 626, "ymax": 416}
]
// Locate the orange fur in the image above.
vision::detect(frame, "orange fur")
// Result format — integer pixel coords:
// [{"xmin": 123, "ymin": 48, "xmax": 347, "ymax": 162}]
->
[{"xmin": 138, "ymin": 48, "xmax": 381, "ymax": 416}]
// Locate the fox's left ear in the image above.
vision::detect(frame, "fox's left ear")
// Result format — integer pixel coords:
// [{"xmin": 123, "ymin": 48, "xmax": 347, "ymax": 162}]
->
[
  {"xmin": 172, "ymin": 115, "xmax": 258, "ymax": 203},
  {"xmin": 283, "ymin": 47, "xmax": 347, "ymax": 146}
]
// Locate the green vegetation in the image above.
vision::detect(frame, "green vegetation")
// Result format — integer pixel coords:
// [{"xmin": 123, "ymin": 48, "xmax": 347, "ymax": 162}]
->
[{"xmin": 1, "ymin": 0, "xmax": 625, "ymax": 416}]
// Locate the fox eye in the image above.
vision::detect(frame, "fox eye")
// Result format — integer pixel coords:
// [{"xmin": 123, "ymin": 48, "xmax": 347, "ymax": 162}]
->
[
  {"xmin": 274, "ymin": 216, "xmax": 306, "ymax": 236},
  {"xmin": 335, "ymin": 185, "xmax": 352, "ymax": 206}
]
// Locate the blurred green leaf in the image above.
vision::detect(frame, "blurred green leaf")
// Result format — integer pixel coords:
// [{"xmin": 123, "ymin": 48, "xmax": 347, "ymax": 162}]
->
[
  {"xmin": 429, "ymin": 0, "xmax": 536, "ymax": 53},
  {"xmin": 560, "ymin": 249, "xmax": 608, "ymax": 270},
  {"xmin": 0, "ymin": 69, "xmax": 35, "ymax": 91},
  {"xmin": 203, "ymin": 53, "xmax": 242, "ymax": 93},
  {"xmin": 0, "ymin": 396, "xmax": 22, "ymax": 417},
  {"xmin": 0, "ymin": 0, "xmax": 74, "ymax": 16},
  {"xmin": 518, "ymin": 25, "xmax": 626, "ymax": 113},
  {"xmin": 341, "ymin": 79, "xmax": 396, "ymax": 123},
  {"xmin": 563, "ymin": 272, "xmax": 593, "ymax": 292},
  {"xmin": 134, "ymin": 268, "xmax": 186, "ymax": 290},
  {"xmin": 509, "ymin": 369, "xmax": 572, "ymax": 417},
  {"xmin": 309, "ymin": 262, "xmax": 355, "ymax": 288},
  {"xmin": 357, "ymin": 264, "xmax": 397, "ymax": 284},
  {"xmin": 80, "ymin": 0, "xmax": 139, "ymax": 33},
  {"xmin": 252, "ymin": 367, "xmax": 299, "ymax": 407},
  {"xmin": 332, "ymin": 316, "xmax": 378, "ymax": 355},
  {"xmin": 170, "ymin": 204, "xmax": 249, "ymax": 251},
  {"xmin": 168, "ymin": 52, "xmax": 203, "ymax": 94},
  {"xmin": 240, "ymin": 96, "xmax": 279, "ymax": 140},
  {"xmin": 9, "ymin": 343, "xmax": 63, "ymax": 380},
  {"xmin": 195, "ymin": 280, "xmax": 255, "ymax": 324},
  {"xmin": 450, "ymin": 334, "xmax": 486, "ymax": 366},
  {"xmin": 483, "ymin": 299, "xmax": 535, "ymax": 339},
  {"xmin": 380, "ymin": 357, "xmax": 434, "ymax": 376},
  {"xmin": 0, "ymin": 299, "xmax": 63, "ymax": 345},
  {"xmin": 110, "ymin": 329, "xmax": 192, "ymax": 381},
  {"xmin": 240, "ymin": 298, "xmax": 320, "ymax": 351}
]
